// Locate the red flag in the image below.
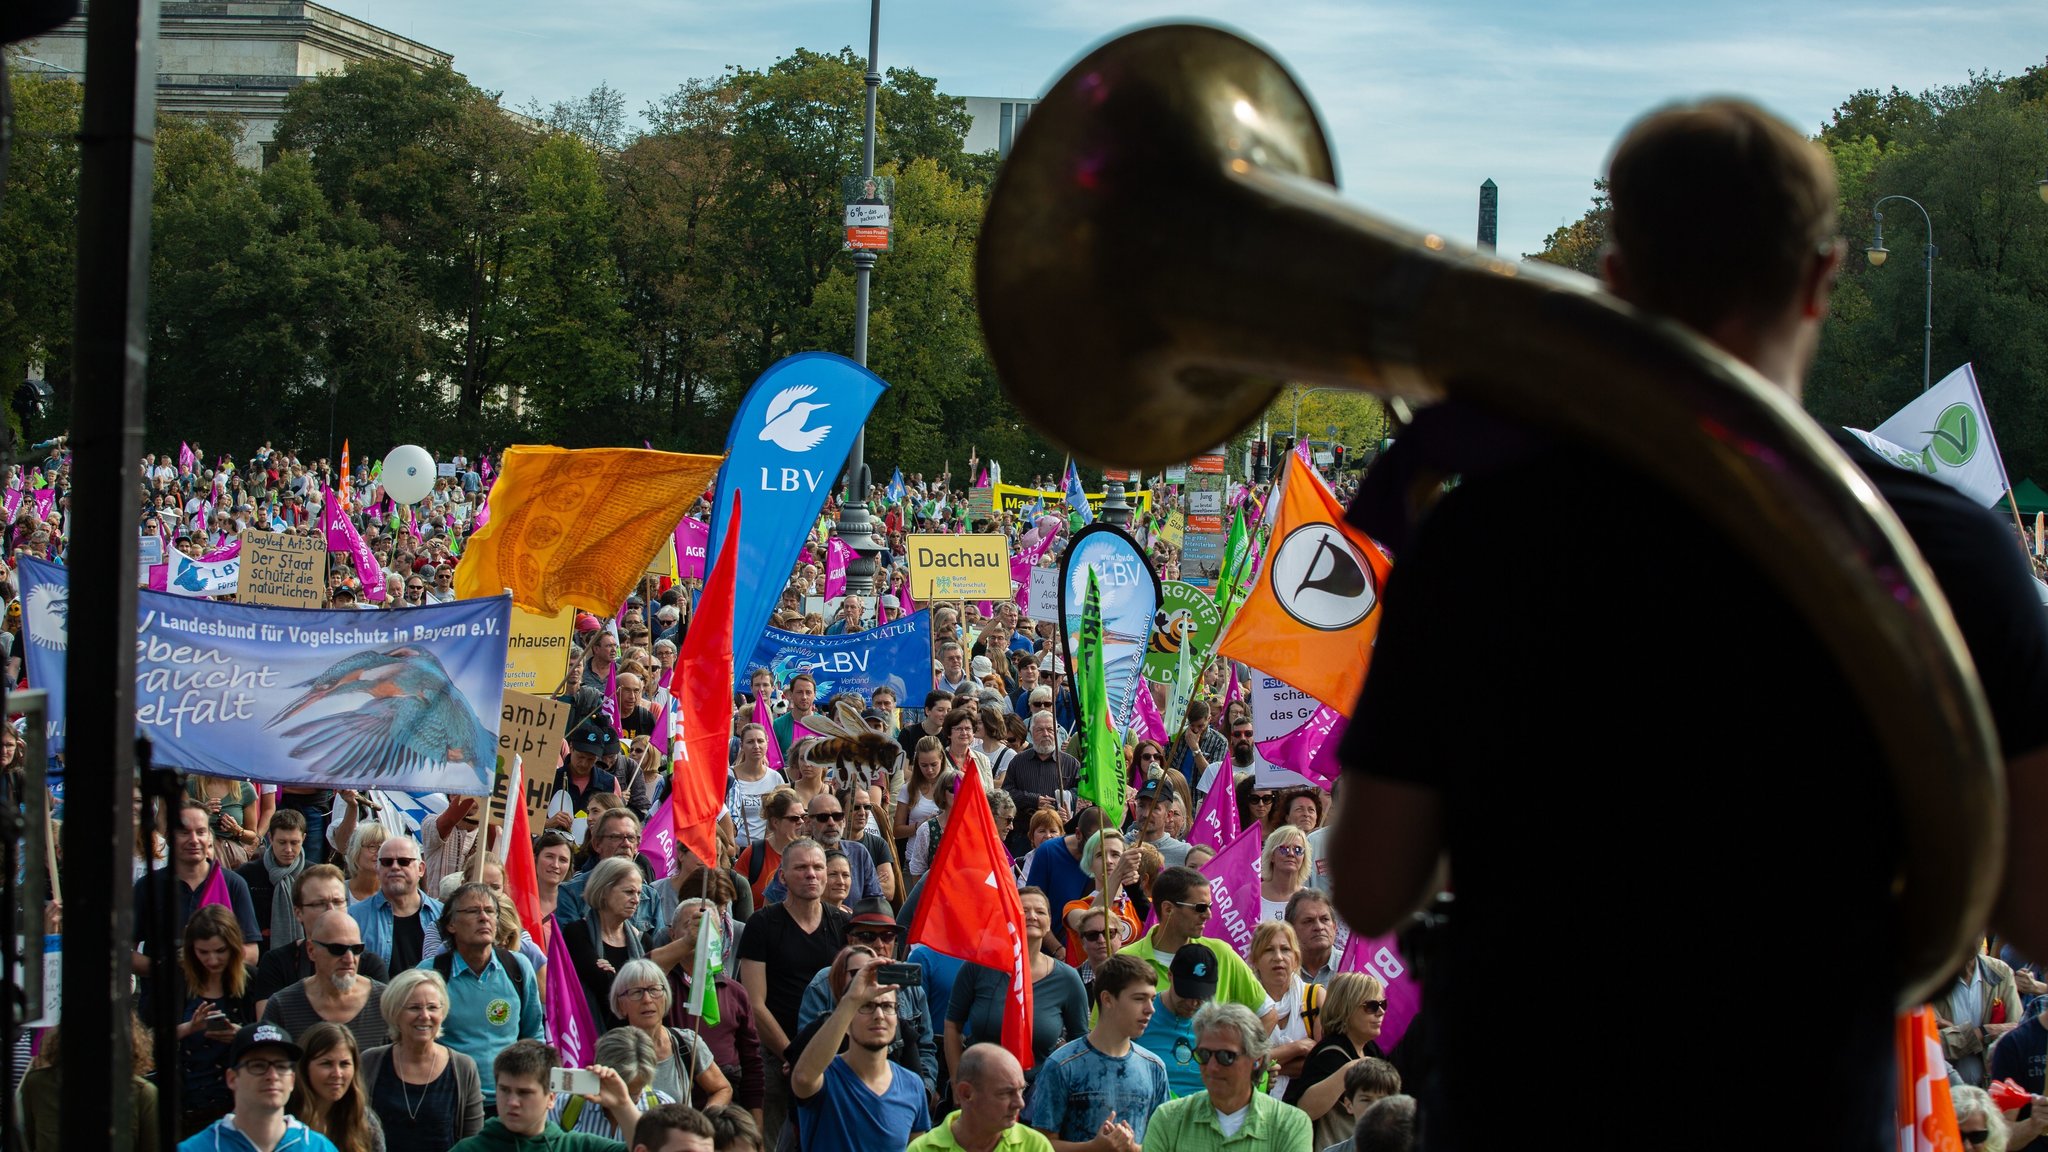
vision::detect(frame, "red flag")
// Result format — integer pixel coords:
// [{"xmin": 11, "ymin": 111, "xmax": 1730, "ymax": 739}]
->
[
  {"xmin": 501, "ymin": 756, "xmax": 547, "ymax": 948},
  {"xmin": 908, "ymin": 766, "xmax": 1035, "ymax": 1069},
  {"xmin": 670, "ymin": 492, "xmax": 740, "ymax": 869}
]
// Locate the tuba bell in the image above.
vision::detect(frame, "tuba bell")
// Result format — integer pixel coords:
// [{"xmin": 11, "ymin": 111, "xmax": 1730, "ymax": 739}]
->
[{"xmin": 975, "ymin": 23, "xmax": 2000, "ymax": 1007}]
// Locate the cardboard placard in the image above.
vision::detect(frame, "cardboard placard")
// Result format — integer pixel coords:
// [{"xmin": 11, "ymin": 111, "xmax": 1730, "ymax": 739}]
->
[
  {"xmin": 497, "ymin": 690, "xmax": 571, "ymax": 824},
  {"xmin": 906, "ymin": 533, "xmax": 1012, "ymax": 600},
  {"xmin": 503, "ymin": 607, "xmax": 575, "ymax": 694},
  {"xmin": 238, "ymin": 529, "xmax": 327, "ymax": 607},
  {"xmin": 1027, "ymin": 567, "xmax": 1061, "ymax": 623},
  {"xmin": 488, "ymin": 752, "xmax": 554, "ymax": 834}
]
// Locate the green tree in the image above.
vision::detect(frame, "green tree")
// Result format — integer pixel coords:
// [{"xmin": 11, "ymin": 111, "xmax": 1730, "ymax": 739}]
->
[
  {"xmin": 0, "ymin": 65, "xmax": 82, "ymax": 439},
  {"xmin": 1527, "ymin": 179, "xmax": 1609, "ymax": 275}
]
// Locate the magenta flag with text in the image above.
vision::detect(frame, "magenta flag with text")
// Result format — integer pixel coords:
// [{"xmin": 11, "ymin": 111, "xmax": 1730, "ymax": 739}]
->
[
  {"xmin": 674, "ymin": 517, "xmax": 709, "ymax": 579},
  {"xmin": 1339, "ymin": 928, "xmax": 1421, "ymax": 1051},
  {"xmin": 147, "ymin": 538, "xmax": 240, "ymax": 592},
  {"xmin": 824, "ymin": 537, "xmax": 852, "ymax": 599},
  {"xmin": 1188, "ymin": 757, "xmax": 1241, "ymax": 852},
  {"xmin": 639, "ymin": 788, "xmax": 678, "ymax": 880},
  {"xmin": 320, "ymin": 485, "xmax": 386, "ymax": 601},
  {"xmin": 543, "ymin": 915, "xmax": 598, "ymax": 1066},
  {"xmin": 1130, "ymin": 681, "xmax": 1169, "ymax": 745},
  {"xmin": 1197, "ymin": 827, "xmax": 1262, "ymax": 957},
  {"xmin": 752, "ymin": 693, "xmax": 785, "ymax": 770}
]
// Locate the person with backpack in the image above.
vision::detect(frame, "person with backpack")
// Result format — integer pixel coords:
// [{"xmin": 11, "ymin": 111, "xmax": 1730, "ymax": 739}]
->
[
  {"xmin": 734, "ymin": 789, "xmax": 805, "ymax": 906},
  {"xmin": 432, "ymin": 882, "xmax": 542, "ymax": 1115}
]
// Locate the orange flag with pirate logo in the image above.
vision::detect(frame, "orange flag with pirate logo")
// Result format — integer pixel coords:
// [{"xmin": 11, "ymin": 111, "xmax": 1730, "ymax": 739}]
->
[
  {"xmin": 454, "ymin": 446, "xmax": 723, "ymax": 615},
  {"xmin": 1214, "ymin": 450, "xmax": 1393, "ymax": 717}
]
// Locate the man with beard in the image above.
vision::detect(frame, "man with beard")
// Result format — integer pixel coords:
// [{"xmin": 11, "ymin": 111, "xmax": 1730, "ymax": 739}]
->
[
  {"xmin": 791, "ymin": 964, "xmax": 930, "ymax": 1152},
  {"xmin": 1132, "ymin": 780, "xmax": 1192, "ymax": 869},
  {"xmin": 1002, "ymin": 711, "xmax": 1079, "ymax": 859},
  {"xmin": 259, "ymin": 909, "xmax": 389, "ymax": 1049},
  {"xmin": 251, "ymin": 865, "xmax": 391, "ymax": 1014}
]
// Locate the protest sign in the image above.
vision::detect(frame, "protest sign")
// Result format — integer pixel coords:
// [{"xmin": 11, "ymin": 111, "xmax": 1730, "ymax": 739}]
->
[
  {"xmin": 1060, "ymin": 525, "xmax": 1160, "ymax": 731},
  {"xmin": 1181, "ymin": 452, "xmax": 1228, "ymax": 587},
  {"xmin": 907, "ymin": 533, "xmax": 1011, "ymax": 600},
  {"xmin": 1027, "ymin": 568, "xmax": 1060, "ymax": 623},
  {"xmin": 489, "ymin": 749, "xmax": 553, "ymax": 832},
  {"xmin": 742, "ymin": 609, "xmax": 934, "ymax": 700},
  {"xmin": 504, "ymin": 607, "xmax": 574, "ymax": 694},
  {"xmin": 1143, "ymin": 580, "xmax": 1222, "ymax": 685},
  {"xmin": 993, "ymin": 483, "xmax": 1154, "ymax": 518},
  {"xmin": 239, "ymin": 530, "xmax": 326, "ymax": 607},
  {"xmin": 674, "ymin": 518, "xmax": 709, "ymax": 579},
  {"xmin": 19, "ymin": 556, "xmax": 508, "ymax": 791},
  {"xmin": 498, "ymin": 689, "xmax": 572, "ymax": 789}
]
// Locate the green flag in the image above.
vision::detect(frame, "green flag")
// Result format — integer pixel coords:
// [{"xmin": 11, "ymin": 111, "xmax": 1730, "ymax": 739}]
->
[
  {"xmin": 1215, "ymin": 506, "xmax": 1252, "ymax": 625},
  {"xmin": 1164, "ymin": 621, "xmax": 1200, "ymax": 735},
  {"xmin": 689, "ymin": 907, "xmax": 722, "ymax": 1027},
  {"xmin": 1075, "ymin": 568, "xmax": 1124, "ymax": 831}
]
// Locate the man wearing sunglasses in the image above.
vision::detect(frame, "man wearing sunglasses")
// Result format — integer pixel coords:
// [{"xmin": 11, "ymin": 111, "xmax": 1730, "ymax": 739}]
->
[
  {"xmin": 1132, "ymin": 945, "xmax": 1220, "ymax": 1100},
  {"xmin": 1122, "ymin": 869, "xmax": 1273, "ymax": 1036},
  {"xmin": 1140, "ymin": 1003, "xmax": 1310, "ymax": 1152},
  {"xmin": 258, "ymin": 910, "xmax": 389, "ymax": 1050},
  {"xmin": 347, "ymin": 835, "xmax": 442, "ymax": 973},
  {"xmin": 250, "ymin": 865, "xmax": 391, "ymax": 1016},
  {"xmin": 182, "ymin": 1022, "xmax": 341, "ymax": 1152}
]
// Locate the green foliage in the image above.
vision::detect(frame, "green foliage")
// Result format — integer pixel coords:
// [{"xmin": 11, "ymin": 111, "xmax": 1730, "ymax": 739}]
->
[
  {"xmin": 0, "ymin": 66, "xmax": 82, "ymax": 438},
  {"xmin": 1526, "ymin": 179, "xmax": 1609, "ymax": 275}
]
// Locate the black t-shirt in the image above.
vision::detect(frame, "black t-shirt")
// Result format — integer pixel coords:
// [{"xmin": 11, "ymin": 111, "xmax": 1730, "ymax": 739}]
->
[
  {"xmin": 1343, "ymin": 437, "xmax": 2048, "ymax": 1151},
  {"xmin": 251, "ymin": 941, "xmax": 391, "ymax": 1004},
  {"xmin": 736, "ymin": 902, "xmax": 850, "ymax": 1041},
  {"xmin": 390, "ymin": 911, "xmax": 425, "ymax": 974}
]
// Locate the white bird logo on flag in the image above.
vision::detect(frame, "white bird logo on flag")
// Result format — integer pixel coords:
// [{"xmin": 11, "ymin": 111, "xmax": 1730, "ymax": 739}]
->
[{"xmin": 758, "ymin": 385, "xmax": 832, "ymax": 453}]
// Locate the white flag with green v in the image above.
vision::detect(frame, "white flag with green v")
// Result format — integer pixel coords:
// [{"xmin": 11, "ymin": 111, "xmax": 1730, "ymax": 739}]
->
[
  {"xmin": 1848, "ymin": 363, "xmax": 2010, "ymax": 508},
  {"xmin": 690, "ymin": 908, "xmax": 722, "ymax": 1026}
]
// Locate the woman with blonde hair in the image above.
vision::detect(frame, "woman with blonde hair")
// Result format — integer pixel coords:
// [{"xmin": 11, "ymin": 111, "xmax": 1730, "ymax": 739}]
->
[
  {"xmin": 288, "ymin": 1022, "xmax": 384, "ymax": 1152},
  {"xmin": 360, "ymin": 968, "xmax": 484, "ymax": 1150},
  {"xmin": 1250, "ymin": 920, "xmax": 1319, "ymax": 1099},
  {"xmin": 1258, "ymin": 823, "xmax": 1315, "ymax": 924},
  {"xmin": 344, "ymin": 822, "xmax": 389, "ymax": 904},
  {"xmin": 1283, "ymin": 969, "xmax": 1389, "ymax": 1149}
]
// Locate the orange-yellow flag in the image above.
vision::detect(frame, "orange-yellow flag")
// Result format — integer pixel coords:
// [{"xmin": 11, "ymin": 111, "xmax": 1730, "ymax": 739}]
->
[
  {"xmin": 1213, "ymin": 450, "xmax": 1392, "ymax": 717},
  {"xmin": 453, "ymin": 446, "xmax": 723, "ymax": 615},
  {"xmin": 1897, "ymin": 1007, "xmax": 1963, "ymax": 1152}
]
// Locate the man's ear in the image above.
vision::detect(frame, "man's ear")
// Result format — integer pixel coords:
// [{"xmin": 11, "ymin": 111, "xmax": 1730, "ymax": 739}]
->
[{"xmin": 1802, "ymin": 240, "xmax": 1845, "ymax": 320}]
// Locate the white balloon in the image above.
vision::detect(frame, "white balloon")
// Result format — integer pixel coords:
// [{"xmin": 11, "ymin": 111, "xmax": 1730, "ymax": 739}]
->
[{"xmin": 381, "ymin": 445, "xmax": 437, "ymax": 505}]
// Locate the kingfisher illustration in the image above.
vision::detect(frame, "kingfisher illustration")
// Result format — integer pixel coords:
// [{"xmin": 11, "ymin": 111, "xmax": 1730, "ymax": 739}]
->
[
  {"xmin": 172, "ymin": 558, "xmax": 213, "ymax": 593},
  {"xmin": 758, "ymin": 385, "xmax": 832, "ymax": 452},
  {"xmin": 267, "ymin": 645, "xmax": 494, "ymax": 779}
]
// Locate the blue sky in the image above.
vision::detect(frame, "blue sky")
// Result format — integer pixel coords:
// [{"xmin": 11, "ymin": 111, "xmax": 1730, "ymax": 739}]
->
[{"xmin": 328, "ymin": 1, "xmax": 2048, "ymax": 257}]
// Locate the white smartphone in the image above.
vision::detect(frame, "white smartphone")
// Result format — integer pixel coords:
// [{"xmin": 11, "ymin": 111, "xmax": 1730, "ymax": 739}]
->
[{"xmin": 550, "ymin": 1067, "xmax": 601, "ymax": 1097}]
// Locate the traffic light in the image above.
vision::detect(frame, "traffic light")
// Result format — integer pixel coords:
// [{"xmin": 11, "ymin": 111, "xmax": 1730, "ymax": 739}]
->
[{"xmin": 1333, "ymin": 444, "xmax": 1346, "ymax": 470}]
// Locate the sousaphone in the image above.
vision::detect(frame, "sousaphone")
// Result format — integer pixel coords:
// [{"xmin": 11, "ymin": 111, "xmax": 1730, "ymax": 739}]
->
[{"xmin": 975, "ymin": 23, "xmax": 2000, "ymax": 1007}]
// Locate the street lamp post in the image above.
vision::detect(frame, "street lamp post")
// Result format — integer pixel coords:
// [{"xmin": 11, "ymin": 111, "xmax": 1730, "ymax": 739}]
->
[
  {"xmin": 1865, "ymin": 194, "xmax": 1935, "ymax": 391},
  {"xmin": 836, "ymin": 0, "xmax": 883, "ymax": 602}
]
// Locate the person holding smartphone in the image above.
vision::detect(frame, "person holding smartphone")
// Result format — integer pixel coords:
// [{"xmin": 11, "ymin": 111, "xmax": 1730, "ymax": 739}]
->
[{"xmin": 167, "ymin": 906, "xmax": 261, "ymax": 1138}]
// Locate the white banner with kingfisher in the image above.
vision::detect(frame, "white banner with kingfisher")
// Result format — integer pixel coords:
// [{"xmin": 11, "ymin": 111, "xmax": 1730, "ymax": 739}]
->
[{"xmin": 18, "ymin": 556, "xmax": 509, "ymax": 794}]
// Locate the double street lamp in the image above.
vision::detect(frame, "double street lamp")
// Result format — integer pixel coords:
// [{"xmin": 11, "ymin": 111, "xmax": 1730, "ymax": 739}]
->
[{"xmin": 1864, "ymin": 194, "xmax": 1935, "ymax": 392}]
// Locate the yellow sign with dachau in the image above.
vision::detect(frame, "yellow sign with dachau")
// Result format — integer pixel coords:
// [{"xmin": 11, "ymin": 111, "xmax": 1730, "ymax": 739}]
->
[{"xmin": 907, "ymin": 533, "xmax": 1012, "ymax": 600}]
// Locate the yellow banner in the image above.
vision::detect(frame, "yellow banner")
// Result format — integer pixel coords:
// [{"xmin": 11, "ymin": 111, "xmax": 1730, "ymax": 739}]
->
[
  {"xmin": 1159, "ymin": 509, "xmax": 1185, "ymax": 548},
  {"xmin": 907, "ymin": 533, "xmax": 1013, "ymax": 600},
  {"xmin": 992, "ymin": 483, "xmax": 1154, "ymax": 517},
  {"xmin": 503, "ymin": 606, "xmax": 575, "ymax": 694}
]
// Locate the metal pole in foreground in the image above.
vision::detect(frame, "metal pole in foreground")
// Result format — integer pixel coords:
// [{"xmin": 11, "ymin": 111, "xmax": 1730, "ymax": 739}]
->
[
  {"xmin": 836, "ymin": 0, "xmax": 883, "ymax": 601},
  {"xmin": 63, "ymin": 0, "xmax": 156, "ymax": 1148}
]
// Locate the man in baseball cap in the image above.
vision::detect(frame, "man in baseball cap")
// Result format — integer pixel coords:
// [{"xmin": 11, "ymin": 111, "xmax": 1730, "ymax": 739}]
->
[
  {"xmin": 548, "ymin": 718, "xmax": 621, "ymax": 833},
  {"xmin": 180, "ymin": 1022, "xmax": 335, "ymax": 1151},
  {"xmin": 1131, "ymin": 944, "xmax": 1220, "ymax": 1098}
]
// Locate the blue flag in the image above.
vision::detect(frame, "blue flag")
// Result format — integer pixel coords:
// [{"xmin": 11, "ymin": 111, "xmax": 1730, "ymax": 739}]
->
[
  {"xmin": 709, "ymin": 352, "xmax": 889, "ymax": 680},
  {"xmin": 1064, "ymin": 462, "xmax": 1094, "ymax": 526},
  {"xmin": 888, "ymin": 467, "xmax": 906, "ymax": 505}
]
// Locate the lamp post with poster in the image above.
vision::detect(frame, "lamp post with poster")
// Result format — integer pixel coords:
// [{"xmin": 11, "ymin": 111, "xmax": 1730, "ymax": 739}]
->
[{"xmin": 836, "ymin": 0, "xmax": 887, "ymax": 602}]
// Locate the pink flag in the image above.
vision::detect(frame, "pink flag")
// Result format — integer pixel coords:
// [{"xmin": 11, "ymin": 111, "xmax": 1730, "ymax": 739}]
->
[
  {"xmin": 1188, "ymin": 752, "xmax": 1241, "ymax": 852},
  {"xmin": 196, "ymin": 862, "xmax": 231, "ymax": 912},
  {"xmin": 1197, "ymin": 828, "xmax": 1262, "ymax": 957},
  {"xmin": 30, "ymin": 488, "xmax": 53, "ymax": 522},
  {"xmin": 1130, "ymin": 680, "xmax": 1168, "ymax": 745},
  {"xmin": 320, "ymin": 486, "xmax": 386, "ymax": 601},
  {"xmin": 674, "ymin": 518, "xmax": 709, "ymax": 580},
  {"xmin": 1338, "ymin": 929, "xmax": 1421, "ymax": 1051},
  {"xmin": 753, "ymin": 693, "xmax": 784, "ymax": 770},
  {"xmin": 1256, "ymin": 705, "xmax": 1348, "ymax": 791},
  {"xmin": 542, "ymin": 916, "xmax": 598, "ymax": 1066},
  {"xmin": 178, "ymin": 442, "xmax": 196, "ymax": 472},
  {"xmin": 147, "ymin": 538, "xmax": 241, "ymax": 592},
  {"xmin": 474, "ymin": 494, "xmax": 490, "ymax": 530},
  {"xmin": 602, "ymin": 659, "xmax": 619, "ymax": 731},
  {"xmin": 824, "ymin": 537, "xmax": 851, "ymax": 600},
  {"xmin": 1010, "ymin": 532, "xmax": 1058, "ymax": 613},
  {"xmin": 3, "ymin": 489, "xmax": 20, "ymax": 519},
  {"xmin": 640, "ymin": 788, "xmax": 678, "ymax": 880}
]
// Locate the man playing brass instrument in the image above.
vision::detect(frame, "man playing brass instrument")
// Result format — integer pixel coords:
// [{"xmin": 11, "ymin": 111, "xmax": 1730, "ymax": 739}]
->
[{"xmin": 1333, "ymin": 100, "xmax": 2048, "ymax": 1149}]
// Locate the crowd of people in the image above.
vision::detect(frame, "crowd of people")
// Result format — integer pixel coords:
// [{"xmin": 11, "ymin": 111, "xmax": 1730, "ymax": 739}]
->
[{"xmin": 19, "ymin": 90, "xmax": 2048, "ymax": 1152}]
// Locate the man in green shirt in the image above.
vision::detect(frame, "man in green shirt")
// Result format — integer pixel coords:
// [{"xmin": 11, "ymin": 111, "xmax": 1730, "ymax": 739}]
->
[
  {"xmin": 1121, "ymin": 868, "xmax": 1276, "ymax": 1031},
  {"xmin": 909, "ymin": 1044, "xmax": 1053, "ymax": 1152},
  {"xmin": 1141, "ymin": 1005, "xmax": 1310, "ymax": 1152},
  {"xmin": 450, "ymin": 1040, "xmax": 641, "ymax": 1152}
]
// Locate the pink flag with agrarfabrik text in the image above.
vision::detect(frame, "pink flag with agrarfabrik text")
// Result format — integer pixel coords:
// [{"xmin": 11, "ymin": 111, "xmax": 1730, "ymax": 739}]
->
[
  {"xmin": 753, "ymin": 693, "xmax": 784, "ymax": 770},
  {"xmin": 1197, "ymin": 827, "xmax": 1263, "ymax": 957},
  {"xmin": 674, "ymin": 518, "xmax": 709, "ymax": 580},
  {"xmin": 825, "ymin": 537, "xmax": 851, "ymax": 600},
  {"xmin": 543, "ymin": 915, "xmax": 597, "ymax": 1066},
  {"xmin": 1188, "ymin": 755, "xmax": 1241, "ymax": 852},
  {"xmin": 640, "ymin": 787, "xmax": 678, "ymax": 880},
  {"xmin": 1338, "ymin": 928, "xmax": 1421, "ymax": 1051},
  {"xmin": 1130, "ymin": 680, "xmax": 1168, "ymax": 745}
]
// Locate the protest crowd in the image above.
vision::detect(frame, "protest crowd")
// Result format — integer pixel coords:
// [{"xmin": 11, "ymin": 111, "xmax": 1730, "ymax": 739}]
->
[{"xmin": 11, "ymin": 69, "xmax": 2048, "ymax": 1152}]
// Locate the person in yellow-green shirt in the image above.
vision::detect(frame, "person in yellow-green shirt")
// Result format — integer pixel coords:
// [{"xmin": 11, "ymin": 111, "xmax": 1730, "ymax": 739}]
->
[
  {"xmin": 1141, "ymin": 1004, "xmax": 1310, "ymax": 1152},
  {"xmin": 1119, "ymin": 868, "xmax": 1277, "ymax": 1033},
  {"xmin": 908, "ymin": 1044, "xmax": 1052, "ymax": 1152}
]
